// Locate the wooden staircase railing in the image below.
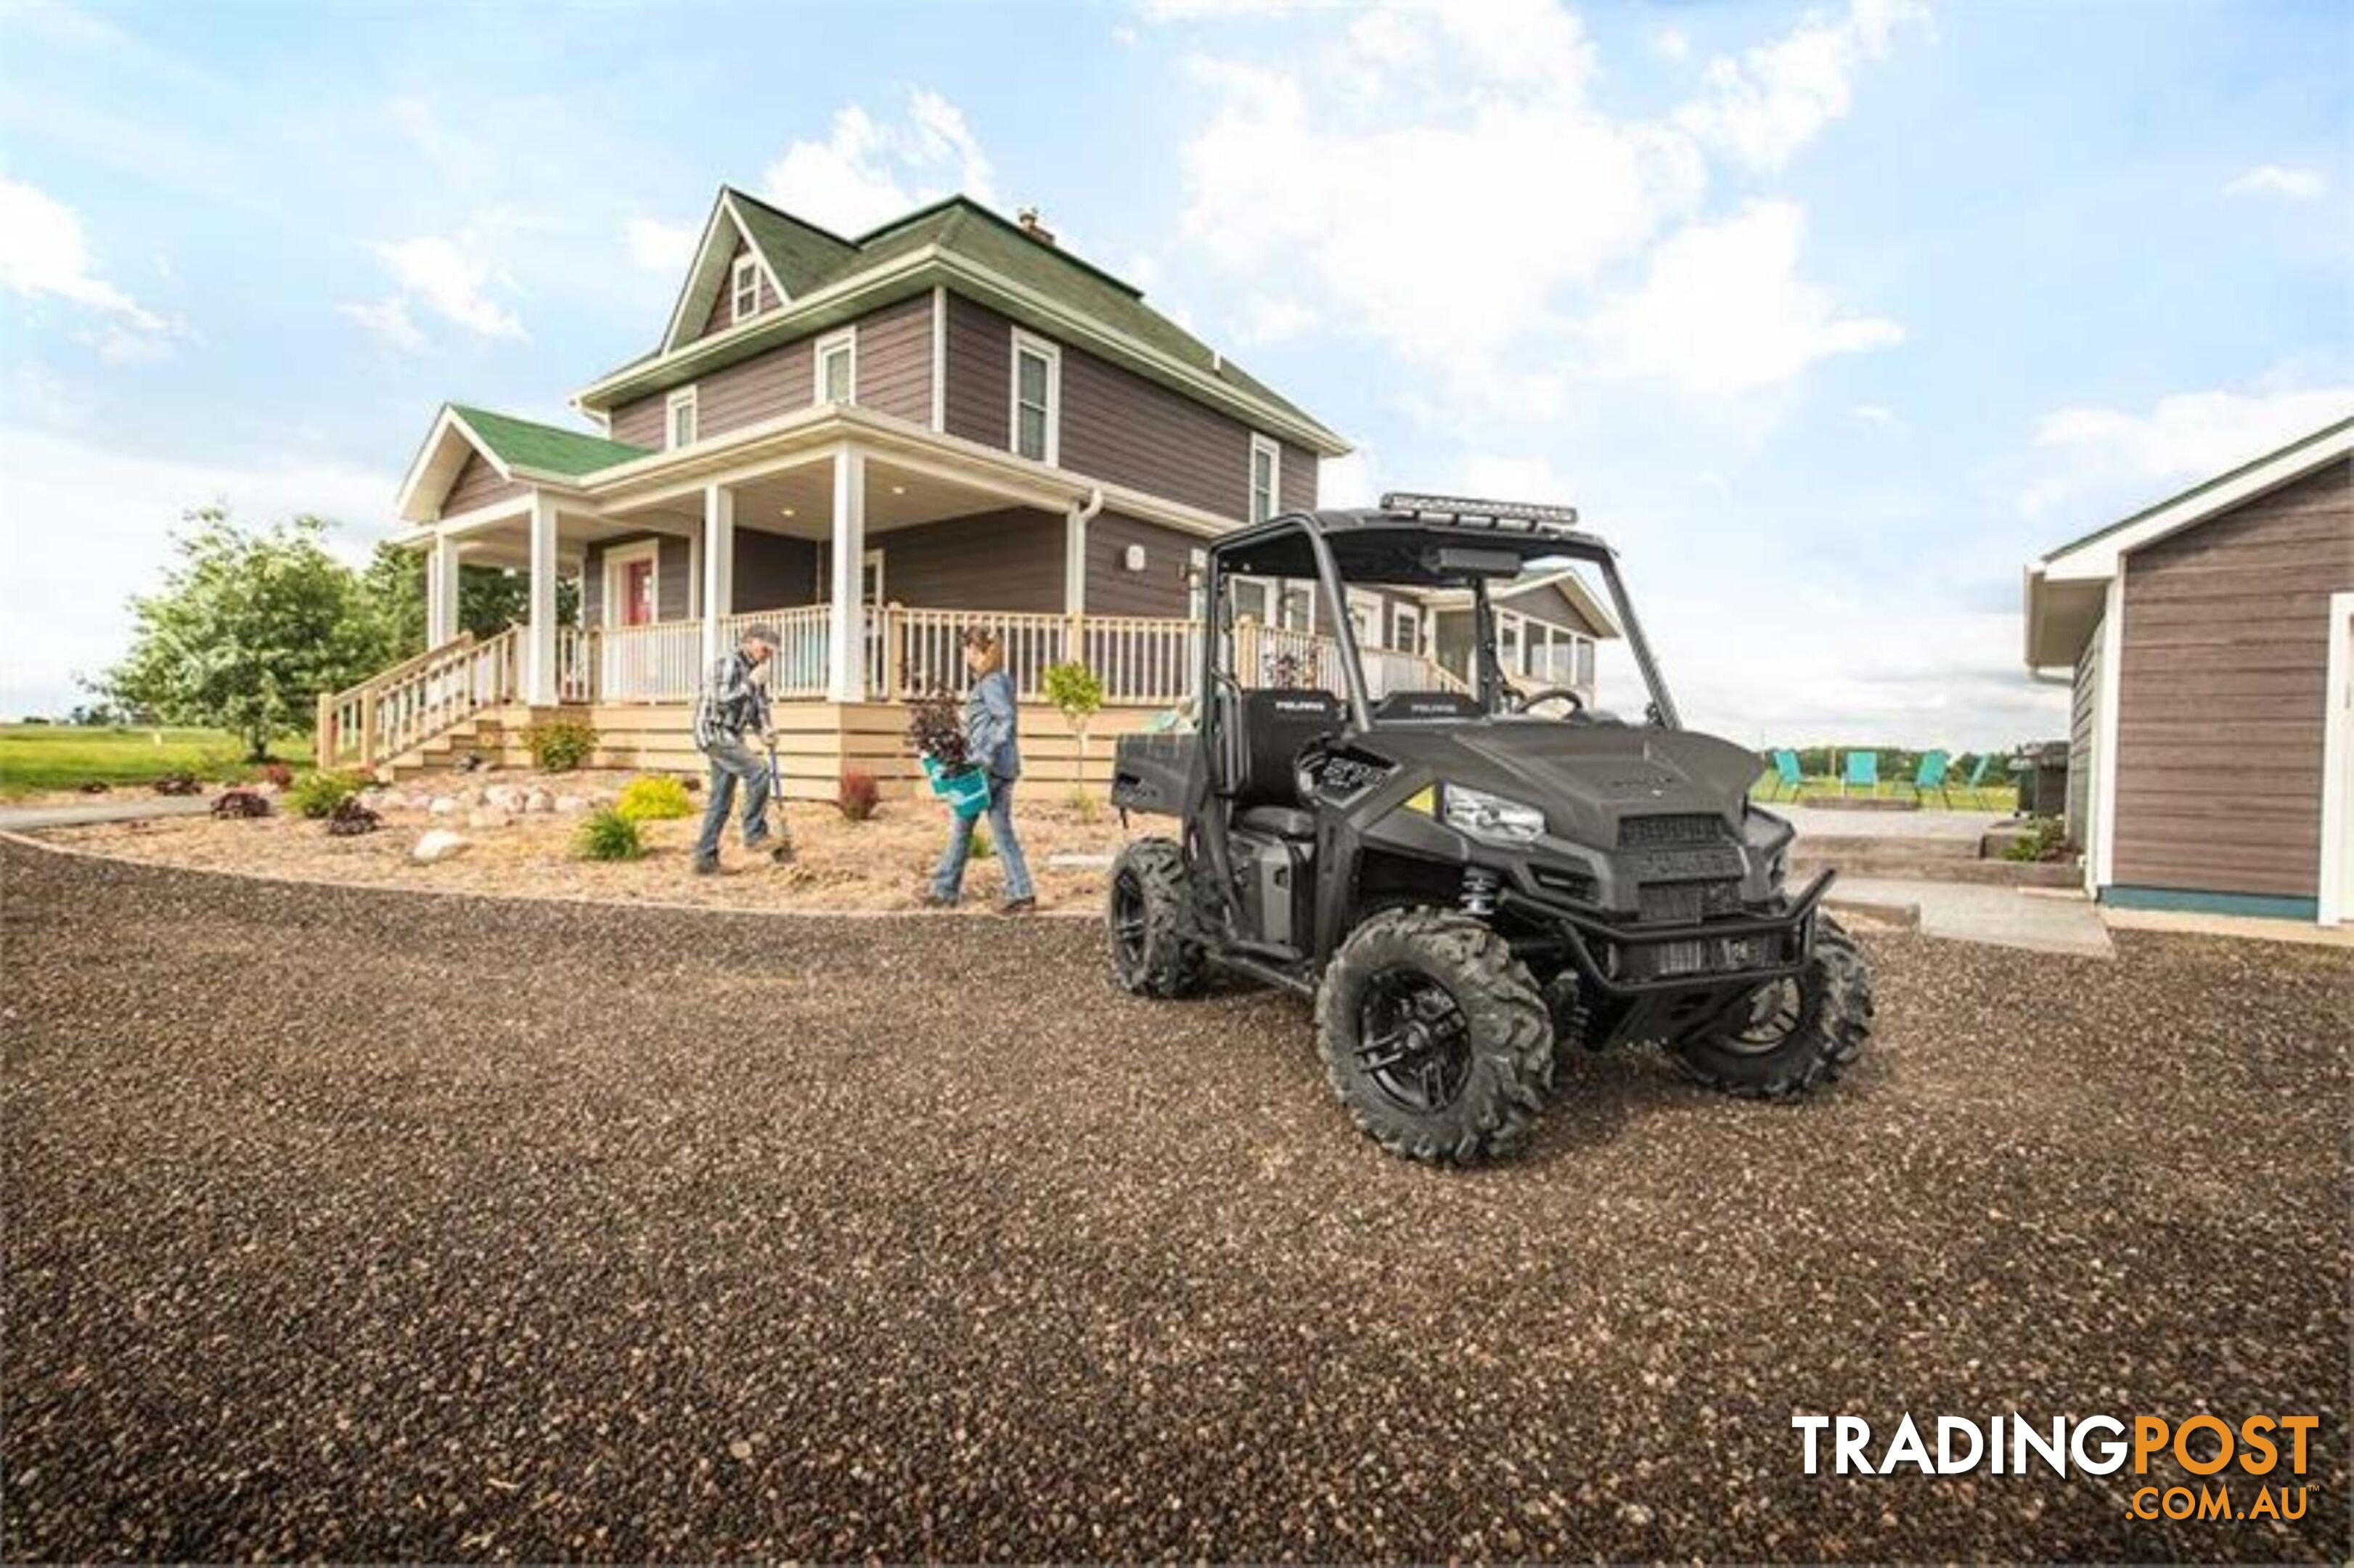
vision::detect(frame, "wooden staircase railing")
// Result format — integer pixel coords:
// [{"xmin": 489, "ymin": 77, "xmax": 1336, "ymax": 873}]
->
[{"xmin": 316, "ymin": 626, "xmax": 521, "ymax": 772}]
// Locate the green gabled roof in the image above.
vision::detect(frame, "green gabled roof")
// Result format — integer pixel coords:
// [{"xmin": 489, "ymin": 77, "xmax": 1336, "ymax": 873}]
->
[
  {"xmin": 451, "ymin": 404, "xmax": 652, "ymax": 477},
  {"xmin": 725, "ymin": 188, "xmax": 859, "ymax": 296}
]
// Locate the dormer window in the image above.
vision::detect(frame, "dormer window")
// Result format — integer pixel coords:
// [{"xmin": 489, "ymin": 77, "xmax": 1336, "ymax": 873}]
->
[{"xmin": 730, "ymin": 254, "xmax": 760, "ymax": 324}]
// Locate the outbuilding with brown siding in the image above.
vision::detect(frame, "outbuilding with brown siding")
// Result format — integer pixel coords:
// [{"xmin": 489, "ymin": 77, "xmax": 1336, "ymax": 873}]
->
[{"xmin": 2024, "ymin": 416, "xmax": 2354, "ymax": 924}]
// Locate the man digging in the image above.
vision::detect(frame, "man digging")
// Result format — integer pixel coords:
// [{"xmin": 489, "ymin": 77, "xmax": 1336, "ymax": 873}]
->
[{"xmin": 691, "ymin": 623, "xmax": 793, "ymax": 875}]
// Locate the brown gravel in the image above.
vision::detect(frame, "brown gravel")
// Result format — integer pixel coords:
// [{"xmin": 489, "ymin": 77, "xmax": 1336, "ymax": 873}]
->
[
  {"xmin": 37, "ymin": 769, "xmax": 1127, "ymax": 914},
  {"xmin": 2, "ymin": 839, "xmax": 2347, "ymax": 1562}
]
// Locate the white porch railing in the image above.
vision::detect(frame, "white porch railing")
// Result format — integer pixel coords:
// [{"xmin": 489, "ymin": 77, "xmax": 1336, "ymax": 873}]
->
[
  {"xmin": 316, "ymin": 626, "xmax": 520, "ymax": 769},
  {"xmin": 598, "ymin": 618, "xmax": 703, "ymax": 702},
  {"xmin": 724, "ymin": 605, "xmax": 830, "ymax": 698},
  {"xmin": 883, "ymin": 606, "xmax": 1069, "ymax": 701}
]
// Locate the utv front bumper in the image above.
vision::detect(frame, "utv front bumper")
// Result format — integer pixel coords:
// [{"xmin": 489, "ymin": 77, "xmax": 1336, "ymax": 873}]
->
[{"xmin": 1500, "ymin": 868, "xmax": 1837, "ymax": 997}]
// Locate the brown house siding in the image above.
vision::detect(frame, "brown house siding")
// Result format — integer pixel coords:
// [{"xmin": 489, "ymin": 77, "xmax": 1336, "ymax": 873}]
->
[
  {"xmin": 734, "ymin": 526, "xmax": 816, "ymax": 613},
  {"xmin": 581, "ymin": 533, "xmax": 694, "ymax": 629},
  {"xmin": 868, "ymin": 510, "xmax": 1064, "ymax": 613},
  {"xmin": 941, "ymin": 293, "xmax": 1318, "ymax": 520},
  {"xmin": 445, "ymin": 452, "xmax": 523, "ymax": 515},
  {"xmin": 1087, "ymin": 511, "xmax": 1199, "ymax": 618},
  {"xmin": 2111, "ymin": 459, "xmax": 2354, "ymax": 899},
  {"xmin": 941, "ymin": 292, "xmax": 1010, "ymax": 449},
  {"xmin": 855, "ymin": 293, "xmax": 934, "ymax": 425}
]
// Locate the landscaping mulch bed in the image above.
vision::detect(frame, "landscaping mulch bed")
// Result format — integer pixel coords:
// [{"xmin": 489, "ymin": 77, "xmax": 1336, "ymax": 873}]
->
[
  {"xmin": 31, "ymin": 768, "xmax": 1127, "ymax": 913},
  {"xmin": 2, "ymin": 840, "xmax": 2347, "ymax": 1561}
]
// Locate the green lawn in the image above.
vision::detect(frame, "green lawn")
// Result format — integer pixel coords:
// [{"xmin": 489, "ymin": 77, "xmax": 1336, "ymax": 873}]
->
[{"xmin": 0, "ymin": 725, "xmax": 301, "ymax": 797}]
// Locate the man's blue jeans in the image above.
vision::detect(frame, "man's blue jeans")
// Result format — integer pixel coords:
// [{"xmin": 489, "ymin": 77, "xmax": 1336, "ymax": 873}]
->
[
  {"xmin": 929, "ymin": 774, "xmax": 1034, "ymax": 903},
  {"xmin": 694, "ymin": 738, "xmax": 770, "ymax": 865}
]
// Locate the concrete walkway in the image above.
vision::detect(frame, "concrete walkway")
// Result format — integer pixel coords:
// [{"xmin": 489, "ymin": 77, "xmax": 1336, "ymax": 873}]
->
[
  {"xmin": 1830, "ymin": 877, "xmax": 2113, "ymax": 957},
  {"xmin": 1778, "ymin": 804, "xmax": 2007, "ymax": 843},
  {"xmin": 0, "ymin": 797, "xmax": 216, "ymax": 831}
]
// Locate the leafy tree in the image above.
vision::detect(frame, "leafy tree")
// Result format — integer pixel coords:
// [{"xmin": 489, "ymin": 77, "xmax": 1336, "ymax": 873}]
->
[
  {"xmin": 1042, "ymin": 660, "xmax": 1106, "ymax": 760},
  {"xmin": 361, "ymin": 542, "xmax": 579, "ymax": 659},
  {"xmin": 103, "ymin": 508, "xmax": 389, "ymax": 761}
]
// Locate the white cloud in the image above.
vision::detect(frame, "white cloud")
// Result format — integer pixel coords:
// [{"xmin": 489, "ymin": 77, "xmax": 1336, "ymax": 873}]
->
[
  {"xmin": 624, "ymin": 215, "xmax": 700, "ymax": 273},
  {"xmin": 2019, "ymin": 384, "xmax": 2354, "ymax": 518},
  {"xmin": 339, "ymin": 297, "xmax": 426, "ymax": 353},
  {"xmin": 760, "ymin": 88, "xmax": 997, "ymax": 235},
  {"xmin": 367, "ymin": 233, "xmax": 526, "ymax": 340},
  {"xmin": 0, "ymin": 427, "xmax": 396, "ymax": 717},
  {"xmin": 1456, "ymin": 453, "xmax": 1575, "ymax": 505},
  {"xmin": 1320, "ymin": 446, "xmax": 1381, "ymax": 507},
  {"xmin": 1585, "ymin": 200, "xmax": 1903, "ymax": 394},
  {"xmin": 1654, "ymin": 26, "xmax": 1692, "ymax": 61},
  {"xmin": 1234, "ymin": 295, "xmax": 1317, "ymax": 346},
  {"xmin": 1850, "ymin": 401, "xmax": 1902, "ymax": 428},
  {"xmin": 1675, "ymin": 0, "xmax": 1930, "ymax": 173},
  {"xmin": 2224, "ymin": 163, "xmax": 2326, "ymax": 202},
  {"xmin": 0, "ymin": 176, "xmax": 175, "ymax": 353},
  {"xmin": 1137, "ymin": 0, "xmax": 1318, "ymax": 18}
]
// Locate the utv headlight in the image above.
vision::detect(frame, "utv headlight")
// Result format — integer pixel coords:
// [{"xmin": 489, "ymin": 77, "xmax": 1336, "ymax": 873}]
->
[{"xmin": 1442, "ymin": 784, "xmax": 1546, "ymax": 845}]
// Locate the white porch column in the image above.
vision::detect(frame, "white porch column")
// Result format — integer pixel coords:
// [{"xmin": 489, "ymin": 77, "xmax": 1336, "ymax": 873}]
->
[
  {"xmin": 701, "ymin": 482, "xmax": 735, "ymax": 663},
  {"xmin": 827, "ymin": 443, "xmax": 867, "ymax": 702},
  {"xmin": 524, "ymin": 491, "xmax": 559, "ymax": 706},
  {"xmin": 425, "ymin": 531, "xmax": 462, "ymax": 646}
]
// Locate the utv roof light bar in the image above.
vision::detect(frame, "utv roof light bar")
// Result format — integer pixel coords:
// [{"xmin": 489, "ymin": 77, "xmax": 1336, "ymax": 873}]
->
[{"xmin": 1379, "ymin": 491, "xmax": 1582, "ymax": 532}]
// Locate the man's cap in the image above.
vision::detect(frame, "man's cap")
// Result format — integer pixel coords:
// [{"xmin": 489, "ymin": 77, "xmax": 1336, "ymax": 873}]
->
[{"xmin": 740, "ymin": 624, "xmax": 782, "ymax": 647}]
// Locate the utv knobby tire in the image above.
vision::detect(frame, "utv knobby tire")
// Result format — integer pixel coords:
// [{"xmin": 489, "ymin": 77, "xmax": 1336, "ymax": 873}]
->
[
  {"xmin": 1673, "ymin": 914, "xmax": 1874, "ymax": 1098},
  {"xmin": 1106, "ymin": 838, "xmax": 1206, "ymax": 998},
  {"xmin": 1315, "ymin": 909, "xmax": 1555, "ymax": 1165}
]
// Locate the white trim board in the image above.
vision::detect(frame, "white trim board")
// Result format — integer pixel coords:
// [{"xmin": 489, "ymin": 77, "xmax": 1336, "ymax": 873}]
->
[{"xmin": 2318, "ymin": 591, "xmax": 2354, "ymax": 926}]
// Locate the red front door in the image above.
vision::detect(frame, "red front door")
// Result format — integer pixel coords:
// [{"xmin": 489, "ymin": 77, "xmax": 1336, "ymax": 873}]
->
[{"xmin": 623, "ymin": 559, "xmax": 655, "ymax": 626}]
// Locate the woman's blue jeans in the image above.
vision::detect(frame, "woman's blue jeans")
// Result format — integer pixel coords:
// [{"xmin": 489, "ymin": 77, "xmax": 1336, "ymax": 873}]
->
[{"xmin": 930, "ymin": 774, "xmax": 1034, "ymax": 903}]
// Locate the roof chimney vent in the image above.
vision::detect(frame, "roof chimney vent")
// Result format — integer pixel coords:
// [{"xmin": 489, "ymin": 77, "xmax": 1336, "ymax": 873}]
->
[{"xmin": 1015, "ymin": 205, "xmax": 1057, "ymax": 247}]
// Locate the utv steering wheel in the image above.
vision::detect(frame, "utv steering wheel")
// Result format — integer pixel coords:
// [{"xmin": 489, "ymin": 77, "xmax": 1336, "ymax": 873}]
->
[{"xmin": 1511, "ymin": 687, "xmax": 1587, "ymax": 715}]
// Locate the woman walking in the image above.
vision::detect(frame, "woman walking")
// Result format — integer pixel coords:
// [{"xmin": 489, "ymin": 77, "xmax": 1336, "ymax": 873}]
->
[{"xmin": 927, "ymin": 626, "xmax": 1036, "ymax": 913}]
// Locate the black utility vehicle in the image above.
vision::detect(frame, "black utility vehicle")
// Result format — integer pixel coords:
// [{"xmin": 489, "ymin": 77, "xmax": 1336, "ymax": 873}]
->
[{"xmin": 1107, "ymin": 493, "xmax": 1874, "ymax": 1164}]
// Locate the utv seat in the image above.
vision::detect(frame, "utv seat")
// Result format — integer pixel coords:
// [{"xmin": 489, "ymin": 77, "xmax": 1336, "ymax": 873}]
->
[{"xmin": 1222, "ymin": 687, "xmax": 1341, "ymax": 838}]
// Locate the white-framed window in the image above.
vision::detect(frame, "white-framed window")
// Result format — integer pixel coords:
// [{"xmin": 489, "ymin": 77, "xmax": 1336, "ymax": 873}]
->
[
  {"xmin": 1229, "ymin": 576, "xmax": 1273, "ymax": 625},
  {"xmin": 1009, "ymin": 330, "xmax": 1060, "ymax": 464},
  {"xmin": 1346, "ymin": 589, "xmax": 1384, "ymax": 650},
  {"xmin": 1277, "ymin": 580, "xmax": 1315, "ymax": 634},
  {"xmin": 1498, "ymin": 610, "xmax": 1524, "ymax": 674},
  {"xmin": 816, "ymin": 544, "xmax": 886, "ymax": 605},
  {"xmin": 1391, "ymin": 602, "xmax": 1423, "ymax": 657},
  {"xmin": 666, "ymin": 387, "xmax": 698, "ymax": 450},
  {"xmin": 814, "ymin": 328, "xmax": 856, "ymax": 404},
  {"xmin": 730, "ymin": 253, "xmax": 761, "ymax": 324},
  {"xmin": 1248, "ymin": 434, "xmax": 1281, "ymax": 523}
]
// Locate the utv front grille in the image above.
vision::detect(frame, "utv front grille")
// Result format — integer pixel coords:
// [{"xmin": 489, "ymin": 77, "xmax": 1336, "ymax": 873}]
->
[
  {"xmin": 1619, "ymin": 814, "xmax": 1731, "ymax": 849},
  {"xmin": 1637, "ymin": 879, "xmax": 1744, "ymax": 924},
  {"xmin": 1531, "ymin": 862, "xmax": 1598, "ymax": 903},
  {"xmin": 1614, "ymin": 930, "xmax": 1793, "ymax": 982}
]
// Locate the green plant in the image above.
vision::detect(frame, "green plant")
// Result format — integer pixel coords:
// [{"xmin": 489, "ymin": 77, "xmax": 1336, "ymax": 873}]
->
[
  {"xmin": 526, "ymin": 717, "xmax": 600, "ymax": 772},
  {"xmin": 614, "ymin": 775, "xmax": 695, "ymax": 822},
  {"xmin": 2003, "ymin": 817, "xmax": 2071, "ymax": 863},
  {"xmin": 1042, "ymin": 660, "xmax": 1105, "ymax": 759},
  {"xmin": 288, "ymin": 768, "xmax": 366, "ymax": 819},
  {"xmin": 1065, "ymin": 783, "xmax": 1104, "ymax": 824},
  {"xmin": 837, "ymin": 767, "xmax": 880, "ymax": 822},
  {"xmin": 969, "ymin": 821, "xmax": 994, "ymax": 861},
  {"xmin": 574, "ymin": 806, "xmax": 645, "ymax": 861}
]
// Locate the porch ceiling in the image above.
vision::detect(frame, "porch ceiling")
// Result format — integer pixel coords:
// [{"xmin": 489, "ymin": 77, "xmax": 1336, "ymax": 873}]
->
[{"xmin": 602, "ymin": 453, "xmax": 1047, "ymax": 543}]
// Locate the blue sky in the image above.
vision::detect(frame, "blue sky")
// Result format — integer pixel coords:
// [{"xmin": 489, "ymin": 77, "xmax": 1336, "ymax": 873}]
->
[{"xmin": 1, "ymin": 0, "xmax": 2347, "ymax": 742}]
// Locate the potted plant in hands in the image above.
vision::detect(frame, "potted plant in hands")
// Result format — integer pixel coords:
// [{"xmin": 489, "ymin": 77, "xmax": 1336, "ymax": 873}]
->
[{"xmin": 907, "ymin": 689, "xmax": 989, "ymax": 821}]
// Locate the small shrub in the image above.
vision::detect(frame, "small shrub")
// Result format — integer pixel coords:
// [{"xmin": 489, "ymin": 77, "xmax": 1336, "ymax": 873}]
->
[
  {"xmin": 526, "ymin": 718, "xmax": 600, "ymax": 772},
  {"xmin": 257, "ymin": 761, "xmax": 295, "ymax": 789},
  {"xmin": 324, "ymin": 797, "xmax": 380, "ymax": 836},
  {"xmin": 211, "ymin": 788, "xmax": 272, "ymax": 820},
  {"xmin": 575, "ymin": 807, "xmax": 645, "ymax": 861},
  {"xmin": 152, "ymin": 772, "xmax": 202, "ymax": 796},
  {"xmin": 289, "ymin": 769, "xmax": 366, "ymax": 820},
  {"xmin": 969, "ymin": 821, "xmax": 995, "ymax": 861},
  {"xmin": 838, "ymin": 767, "xmax": 881, "ymax": 822},
  {"xmin": 2003, "ymin": 817, "xmax": 2071, "ymax": 863},
  {"xmin": 907, "ymin": 689, "xmax": 968, "ymax": 768},
  {"xmin": 615, "ymin": 775, "xmax": 695, "ymax": 822},
  {"xmin": 1064, "ymin": 784, "xmax": 1104, "ymax": 824}
]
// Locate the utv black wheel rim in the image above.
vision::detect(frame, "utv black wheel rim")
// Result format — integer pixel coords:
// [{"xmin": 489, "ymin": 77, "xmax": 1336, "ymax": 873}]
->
[
  {"xmin": 1111, "ymin": 870, "xmax": 1148, "ymax": 968},
  {"xmin": 1727, "ymin": 975, "xmax": 1807, "ymax": 1054},
  {"xmin": 1356, "ymin": 968, "xmax": 1473, "ymax": 1113}
]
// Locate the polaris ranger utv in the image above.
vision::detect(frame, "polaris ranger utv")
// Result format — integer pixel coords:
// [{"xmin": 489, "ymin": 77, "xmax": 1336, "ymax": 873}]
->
[{"xmin": 1106, "ymin": 492, "xmax": 1873, "ymax": 1165}]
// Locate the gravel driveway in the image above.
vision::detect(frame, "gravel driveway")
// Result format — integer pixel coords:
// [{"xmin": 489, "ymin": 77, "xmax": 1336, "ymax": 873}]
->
[{"xmin": 3, "ymin": 840, "xmax": 2347, "ymax": 1561}]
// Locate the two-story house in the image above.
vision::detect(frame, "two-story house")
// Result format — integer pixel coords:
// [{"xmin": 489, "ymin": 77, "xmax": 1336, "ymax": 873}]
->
[{"xmin": 329, "ymin": 188, "xmax": 1612, "ymax": 791}]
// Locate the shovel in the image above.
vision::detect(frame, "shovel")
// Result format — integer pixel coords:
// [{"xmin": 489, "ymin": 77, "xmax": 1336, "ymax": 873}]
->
[{"xmin": 764, "ymin": 733, "xmax": 796, "ymax": 864}]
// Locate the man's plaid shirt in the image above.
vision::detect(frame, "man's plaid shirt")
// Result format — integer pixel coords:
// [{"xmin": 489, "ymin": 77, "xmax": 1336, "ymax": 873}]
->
[{"xmin": 692, "ymin": 649, "xmax": 771, "ymax": 751}]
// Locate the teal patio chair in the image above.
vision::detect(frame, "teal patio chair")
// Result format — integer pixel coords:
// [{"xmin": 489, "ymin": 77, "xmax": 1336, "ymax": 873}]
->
[
  {"xmin": 1905, "ymin": 748, "xmax": 1953, "ymax": 807},
  {"xmin": 1959, "ymin": 753, "xmax": 1996, "ymax": 807},
  {"xmin": 1765, "ymin": 748, "xmax": 1805, "ymax": 801},
  {"xmin": 1842, "ymin": 750, "xmax": 1880, "ymax": 797}
]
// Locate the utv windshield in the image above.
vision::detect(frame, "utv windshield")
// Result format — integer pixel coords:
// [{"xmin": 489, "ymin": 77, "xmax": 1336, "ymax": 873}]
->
[{"xmin": 1206, "ymin": 513, "xmax": 1676, "ymax": 732}]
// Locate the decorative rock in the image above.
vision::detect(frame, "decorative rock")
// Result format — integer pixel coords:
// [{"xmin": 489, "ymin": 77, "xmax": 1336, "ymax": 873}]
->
[
  {"xmin": 466, "ymin": 809, "xmax": 514, "ymax": 830},
  {"xmin": 554, "ymin": 794, "xmax": 589, "ymax": 814},
  {"xmin": 412, "ymin": 829, "xmax": 470, "ymax": 864},
  {"xmin": 483, "ymin": 785, "xmax": 525, "ymax": 814},
  {"xmin": 524, "ymin": 789, "xmax": 555, "ymax": 814},
  {"xmin": 428, "ymin": 796, "xmax": 459, "ymax": 818}
]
